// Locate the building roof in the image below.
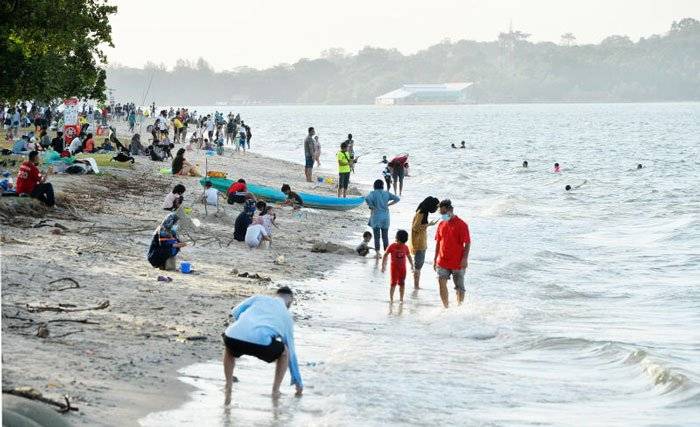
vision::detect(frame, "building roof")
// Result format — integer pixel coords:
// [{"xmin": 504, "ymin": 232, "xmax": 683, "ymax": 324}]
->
[{"xmin": 376, "ymin": 82, "xmax": 473, "ymax": 100}]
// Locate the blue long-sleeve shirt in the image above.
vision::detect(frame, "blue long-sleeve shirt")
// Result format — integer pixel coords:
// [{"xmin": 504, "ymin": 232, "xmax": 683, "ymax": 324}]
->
[
  {"xmin": 224, "ymin": 295, "xmax": 303, "ymax": 387},
  {"xmin": 365, "ymin": 190, "xmax": 400, "ymax": 229}
]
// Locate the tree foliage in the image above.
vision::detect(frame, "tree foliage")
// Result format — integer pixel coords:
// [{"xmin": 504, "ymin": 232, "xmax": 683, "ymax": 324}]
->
[
  {"xmin": 106, "ymin": 18, "xmax": 700, "ymax": 105},
  {"xmin": 0, "ymin": 0, "xmax": 117, "ymax": 102}
]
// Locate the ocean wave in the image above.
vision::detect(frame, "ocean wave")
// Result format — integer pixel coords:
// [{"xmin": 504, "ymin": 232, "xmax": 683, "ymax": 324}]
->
[{"xmin": 624, "ymin": 349, "xmax": 692, "ymax": 395}]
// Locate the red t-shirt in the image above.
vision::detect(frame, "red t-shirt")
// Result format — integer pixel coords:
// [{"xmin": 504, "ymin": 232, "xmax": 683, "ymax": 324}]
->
[
  {"xmin": 16, "ymin": 161, "xmax": 41, "ymax": 194},
  {"xmin": 84, "ymin": 138, "xmax": 95, "ymax": 152},
  {"xmin": 386, "ymin": 242, "xmax": 410, "ymax": 285},
  {"xmin": 435, "ymin": 215, "xmax": 471, "ymax": 270},
  {"xmin": 227, "ymin": 182, "xmax": 246, "ymax": 195}
]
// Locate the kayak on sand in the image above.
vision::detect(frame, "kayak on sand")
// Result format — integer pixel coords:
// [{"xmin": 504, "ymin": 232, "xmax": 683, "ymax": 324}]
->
[{"xmin": 200, "ymin": 177, "xmax": 365, "ymax": 211}]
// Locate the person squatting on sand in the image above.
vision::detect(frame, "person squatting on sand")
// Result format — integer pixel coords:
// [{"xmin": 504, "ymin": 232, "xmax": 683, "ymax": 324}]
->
[
  {"xmin": 147, "ymin": 213, "xmax": 187, "ymax": 271},
  {"xmin": 222, "ymin": 286, "xmax": 303, "ymax": 404}
]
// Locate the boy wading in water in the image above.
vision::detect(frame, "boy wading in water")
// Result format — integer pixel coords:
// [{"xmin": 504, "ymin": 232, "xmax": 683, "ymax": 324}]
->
[{"xmin": 382, "ymin": 230, "xmax": 414, "ymax": 303}]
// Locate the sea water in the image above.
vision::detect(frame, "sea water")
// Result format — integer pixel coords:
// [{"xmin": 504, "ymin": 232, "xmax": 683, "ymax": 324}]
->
[{"xmin": 141, "ymin": 103, "xmax": 700, "ymax": 426}]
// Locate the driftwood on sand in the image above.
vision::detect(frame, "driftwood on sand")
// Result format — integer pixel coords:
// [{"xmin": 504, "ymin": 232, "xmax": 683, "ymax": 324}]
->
[
  {"xmin": 3, "ymin": 387, "xmax": 79, "ymax": 413},
  {"xmin": 26, "ymin": 300, "xmax": 110, "ymax": 313}
]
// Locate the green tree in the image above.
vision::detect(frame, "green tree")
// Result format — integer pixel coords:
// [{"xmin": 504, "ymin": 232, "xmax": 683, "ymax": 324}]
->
[{"xmin": 0, "ymin": 0, "xmax": 117, "ymax": 103}]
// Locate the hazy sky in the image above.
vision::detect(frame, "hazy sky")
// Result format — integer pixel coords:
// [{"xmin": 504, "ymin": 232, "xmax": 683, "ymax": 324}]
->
[{"xmin": 107, "ymin": 0, "xmax": 699, "ymax": 71}]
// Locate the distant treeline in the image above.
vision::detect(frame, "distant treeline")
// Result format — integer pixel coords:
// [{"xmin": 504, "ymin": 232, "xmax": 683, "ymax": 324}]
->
[{"xmin": 106, "ymin": 18, "xmax": 700, "ymax": 105}]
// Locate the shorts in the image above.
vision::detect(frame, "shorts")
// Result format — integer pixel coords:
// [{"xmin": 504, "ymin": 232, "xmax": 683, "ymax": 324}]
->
[
  {"xmin": 222, "ymin": 334, "xmax": 284, "ymax": 363},
  {"xmin": 390, "ymin": 268, "xmax": 406, "ymax": 287},
  {"xmin": 413, "ymin": 250, "xmax": 426, "ymax": 270},
  {"xmin": 392, "ymin": 166, "xmax": 405, "ymax": 185},
  {"xmin": 436, "ymin": 266, "xmax": 466, "ymax": 292},
  {"xmin": 305, "ymin": 156, "xmax": 314, "ymax": 168},
  {"xmin": 228, "ymin": 193, "xmax": 246, "ymax": 204},
  {"xmin": 338, "ymin": 172, "xmax": 350, "ymax": 189}
]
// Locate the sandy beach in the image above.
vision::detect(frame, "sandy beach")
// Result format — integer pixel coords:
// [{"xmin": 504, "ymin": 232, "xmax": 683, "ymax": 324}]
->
[{"xmin": 1, "ymin": 129, "xmax": 365, "ymax": 426}]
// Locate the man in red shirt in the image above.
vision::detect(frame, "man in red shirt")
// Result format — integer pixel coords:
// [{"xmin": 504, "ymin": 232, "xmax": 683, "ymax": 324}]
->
[
  {"xmin": 433, "ymin": 199, "xmax": 470, "ymax": 308},
  {"xmin": 16, "ymin": 151, "xmax": 55, "ymax": 207}
]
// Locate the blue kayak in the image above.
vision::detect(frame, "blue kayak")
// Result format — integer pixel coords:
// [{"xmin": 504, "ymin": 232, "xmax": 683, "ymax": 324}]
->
[{"xmin": 201, "ymin": 177, "xmax": 365, "ymax": 211}]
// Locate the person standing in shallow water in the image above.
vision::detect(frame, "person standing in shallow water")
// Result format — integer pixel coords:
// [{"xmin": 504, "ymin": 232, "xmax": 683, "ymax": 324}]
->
[
  {"xmin": 434, "ymin": 199, "xmax": 471, "ymax": 308},
  {"xmin": 222, "ymin": 286, "xmax": 303, "ymax": 404},
  {"xmin": 365, "ymin": 179, "xmax": 400, "ymax": 257},
  {"xmin": 304, "ymin": 127, "xmax": 315, "ymax": 182},
  {"xmin": 410, "ymin": 197, "xmax": 440, "ymax": 289}
]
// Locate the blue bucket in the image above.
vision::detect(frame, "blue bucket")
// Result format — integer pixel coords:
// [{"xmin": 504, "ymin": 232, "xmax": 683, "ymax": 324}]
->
[{"xmin": 180, "ymin": 262, "xmax": 192, "ymax": 274}]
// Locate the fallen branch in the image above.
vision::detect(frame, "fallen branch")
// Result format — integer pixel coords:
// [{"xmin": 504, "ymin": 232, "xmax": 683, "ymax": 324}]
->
[
  {"xmin": 47, "ymin": 318, "xmax": 100, "ymax": 325},
  {"xmin": 26, "ymin": 300, "xmax": 110, "ymax": 313},
  {"xmin": 2, "ymin": 387, "xmax": 78, "ymax": 413}
]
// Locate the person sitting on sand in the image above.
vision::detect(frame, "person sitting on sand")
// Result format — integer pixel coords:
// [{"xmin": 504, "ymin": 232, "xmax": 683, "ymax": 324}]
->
[
  {"xmin": 100, "ymin": 137, "xmax": 114, "ymax": 152},
  {"xmin": 222, "ymin": 286, "xmax": 303, "ymax": 404},
  {"xmin": 356, "ymin": 231, "xmax": 372, "ymax": 256},
  {"xmin": 202, "ymin": 180, "xmax": 221, "ymax": 207},
  {"xmin": 381, "ymin": 229, "xmax": 414, "ymax": 303},
  {"xmin": 171, "ymin": 148, "xmax": 200, "ymax": 176},
  {"xmin": 227, "ymin": 179, "xmax": 256, "ymax": 205},
  {"xmin": 147, "ymin": 213, "xmax": 187, "ymax": 271},
  {"xmin": 83, "ymin": 133, "xmax": 96, "ymax": 153},
  {"xmin": 129, "ymin": 134, "xmax": 144, "ymax": 155},
  {"xmin": 50, "ymin": 131, "xmax": 64, "ymax": 153},
  {"xmin": 233, "ymin": 200, "xmax": 257, "ymax": 242},
  {"xmin": 245, "ymin": 223, "xmax": 271, "ymax": 249},
  {"xmin": 280, "ymin": 183, "xmax": 303, "ymax": 209},
  {"xmin": 16, "ymin": 151, "xmax": 55, "ymax": 207},
  {"xmin": 163, "ymin": 184, "xmax": 186, "ymax": 211},
  {"xmin": 253, "ymin": 201, "xmax": 277, "ymax": 236},
  {"xmin": 68, "ymin": 135, "xmax": 83, "ymax": 155}
]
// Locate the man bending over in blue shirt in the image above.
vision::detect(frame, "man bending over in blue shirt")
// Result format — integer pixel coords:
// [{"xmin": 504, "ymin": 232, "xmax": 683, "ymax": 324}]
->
[{"xmin": 222, "ymin": 286, "xmax": 303, "ymax": 404}]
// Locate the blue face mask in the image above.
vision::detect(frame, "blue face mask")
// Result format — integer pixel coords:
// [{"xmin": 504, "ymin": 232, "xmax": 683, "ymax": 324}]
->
[{"xmin": 441, "ymin": 213, "xmax": 451, "ymax": 221}]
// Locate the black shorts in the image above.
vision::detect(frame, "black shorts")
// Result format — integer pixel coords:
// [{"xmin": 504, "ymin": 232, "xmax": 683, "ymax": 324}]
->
[
  {"xmin": 305, "ymin": 156, "xmax": 314, "ymax": 168},
  {"xmin": 222, "ymin": 334, "xmax": 284, "ymax": 363},
  {"xmin": 228, "ymin": 193, "xmax": 246, "ymax": 204},
  {"xmin": 338, "ymin": 172, "xmax": 350, "ymax": 189}
]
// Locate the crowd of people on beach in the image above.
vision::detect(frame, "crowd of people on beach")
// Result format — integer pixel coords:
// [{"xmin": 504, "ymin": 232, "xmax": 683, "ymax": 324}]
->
[{"xmin": 2, "ymin": 100, "xmax": 651, "ymax": 408}]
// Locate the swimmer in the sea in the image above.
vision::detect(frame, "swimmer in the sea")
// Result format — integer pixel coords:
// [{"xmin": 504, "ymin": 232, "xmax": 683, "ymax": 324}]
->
[
  {"xmin": 460, "ymin": 141, "xmax": 466, "ymax": 149},
  {"xmin": 381, "ymin": 155, "xmax": 388, "ymax": 164},
  {"xmin": 451, "ymin": 143, "xmax": 458, "ymax": 149},
  {"xmin": 565, "ymin": 180, "xmax": 587, "ymax": 191},
  {"xmin": 554, "ymin": 162, "xmax": 561, "ymax": 173},
  {"xmin": 637, "ymin": 164, "xmax": 643, "ymax": 169},
  {"xmin": 522, "ymin": 160, "xmax": 528, "ymax": 168}
]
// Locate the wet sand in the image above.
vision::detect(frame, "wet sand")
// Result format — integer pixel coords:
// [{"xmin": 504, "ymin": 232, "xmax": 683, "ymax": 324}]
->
[{"xmin": 1, "ymin": 130, "xmax": 365, "ymax": 426}]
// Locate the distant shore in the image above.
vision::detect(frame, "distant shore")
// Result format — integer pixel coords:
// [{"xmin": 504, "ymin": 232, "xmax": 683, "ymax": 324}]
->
[{"xmin": 1, "ymin": 123, "xmax": 365, "ymax": 425}]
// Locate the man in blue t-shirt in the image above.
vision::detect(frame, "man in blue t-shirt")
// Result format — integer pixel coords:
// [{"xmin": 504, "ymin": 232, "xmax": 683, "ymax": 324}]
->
[{"xmin": 222, "ymin": 286, "xmax": 303, "ymax": 404}]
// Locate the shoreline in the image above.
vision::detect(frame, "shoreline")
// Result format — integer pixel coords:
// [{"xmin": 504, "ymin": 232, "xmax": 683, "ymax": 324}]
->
[{"xmin": 1, "ymin": 125, "xmax": 366, "ymax": 426}]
